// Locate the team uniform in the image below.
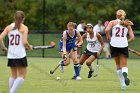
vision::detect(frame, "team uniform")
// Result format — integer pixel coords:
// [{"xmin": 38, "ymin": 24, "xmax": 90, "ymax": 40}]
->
[
  {"xmin": 59, "ymin": 29, "xmax": 81, "ymax": 80},
  {"xmin": 7, "ymin": 23, "xmax": 27, "ymax": 67},
  {"xmin": 59, "ymin": 29, "xmax": 77, "ymax": 52},
  {"xmin": 110, "ymin": 19, "xmax": 128, "ymax": 57},
  {"xmin": 83, "ymin": 31, "xmax": 101, "ymax": 57}
]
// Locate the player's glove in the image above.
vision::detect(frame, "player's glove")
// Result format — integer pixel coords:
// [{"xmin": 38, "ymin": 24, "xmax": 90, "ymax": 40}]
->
[{"xmin": 63, "ymin": 54, "xmax": 67, "ymax": 61}]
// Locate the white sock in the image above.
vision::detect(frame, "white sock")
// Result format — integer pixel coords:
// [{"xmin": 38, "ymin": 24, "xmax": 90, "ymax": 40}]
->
[
  {"xmin": 116, "ymin": 69, "xmax": 126, "ymax": 86},
  {"xmin": 122, "ymin": 67, "xmax": 128, "ymax": 74},
  {"xmin": 9, "ymin": 77, "xmax": 16, "ymax": 89},
  {"xmin": 10, "ymin": 77, "xmax": 24, "ymax": 93}
]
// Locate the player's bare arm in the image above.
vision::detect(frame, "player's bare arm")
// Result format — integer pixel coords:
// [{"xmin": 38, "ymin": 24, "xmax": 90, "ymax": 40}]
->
[
  {"xmin": 22, "ymin": 26, "xmax": 32, "ymax": 50},
  {"xmin": 105, "ymin": 21, "xmax": 113, "ymax": 42},
  {"xmin": 97, "ymin": 32, "xmax": 105, "ymax": 55},
  {"xmin": 76, "ymin": 31, "xmax": 83, "ymax": 47},
  {"xmin": 127, "ymin": 26, "xmax": 135, "ymax": 44},
  {"xmin": 62, "ymin": 31, "xmax": 67, "ymax": 55}
]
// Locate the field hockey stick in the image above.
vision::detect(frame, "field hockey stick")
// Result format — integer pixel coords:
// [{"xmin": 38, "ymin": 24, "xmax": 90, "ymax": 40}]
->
[
  {"xmin": 32, "ymin": 41, "xmax": 55, "ymax": 49},
  {"xmin": 128, "ymin": 48, "xmax": 140, "ymax": 56},
  {"xmin": 50, "ymin": 50, "xmax": 73, "ymax": 74},
  {"xmin": 33, "ymin": 45, "xmax": 55, "ymax": 49},
  {"xmin": 93, "ymin": 58, "xmax": 99, "ymax": 77}
]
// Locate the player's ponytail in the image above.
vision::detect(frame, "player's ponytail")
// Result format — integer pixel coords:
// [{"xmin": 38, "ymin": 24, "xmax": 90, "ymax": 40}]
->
[
  {"xmin": 116, "ymin": 9, "xmax": 133, "ymax": 27},
  {"xmin": 13, "ymin": 11, "xmax": 25, "ymax": 30},
  {"xmin": 121, "ymin": 19, "xmax": 134, "ymax": 27}
]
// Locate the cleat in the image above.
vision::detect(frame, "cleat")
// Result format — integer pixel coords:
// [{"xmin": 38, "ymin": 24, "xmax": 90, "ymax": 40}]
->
[
  {"xmin": 59, "ymin": 61, "xmax": 64, "ymax": 73},
  {"xmin": 123, "ymin": 72, "xmax": 130, "ymax": 86},
  {"xmin": 76, "ymin": 76, "xmax": 82, "ymax": 80},
  {"xmin": 121, "ymin": 85, "xmax": 126, "ymax": 90},
  {"xmin": 88, "ymin": 71, "xmax": 94, "ymax": 78},
  {"xmin": 72, "ymin": 75, "xmax": 76, "ymax": 80}
]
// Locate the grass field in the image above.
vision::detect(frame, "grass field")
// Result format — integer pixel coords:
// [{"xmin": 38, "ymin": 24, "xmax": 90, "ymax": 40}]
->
[{"xmin": 0, "ymin": 57, "xmax": 140, "ymax": 93}]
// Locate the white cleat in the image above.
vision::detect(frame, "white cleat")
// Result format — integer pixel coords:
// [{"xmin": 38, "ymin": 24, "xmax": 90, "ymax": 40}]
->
[
  {"xmin": 121, "ymin": 85, "xmax": 126, "ymax": 90},
  {"xmin": 76, "ymin": 76, "xmax": 82, "ymax": 80}
]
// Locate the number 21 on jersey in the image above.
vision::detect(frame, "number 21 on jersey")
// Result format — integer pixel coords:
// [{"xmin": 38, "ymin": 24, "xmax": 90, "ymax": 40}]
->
[{"xmin": 115, "ymin": 27, "xmax": 125, "ymax": 37}]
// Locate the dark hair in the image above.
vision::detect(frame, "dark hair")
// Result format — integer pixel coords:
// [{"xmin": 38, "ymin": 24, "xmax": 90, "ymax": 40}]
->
[{"xmin": 13, "ymin": 11, "xmax": 25, "ymax": 30}]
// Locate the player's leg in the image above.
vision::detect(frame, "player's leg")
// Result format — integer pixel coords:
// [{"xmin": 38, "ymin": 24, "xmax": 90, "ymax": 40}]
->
[
  {"xmin": 86, "ymin": 55, "xmax": 96, "ymax": 78},
  {"xmin": 110, "ymin": 45, "xmax": 126, "ymax": 90},
  {"xmin": 72, "ymin": 54, "xmax": 89, "ymax": 79},
  {"xmin": 59, "ymin": 52, "xmax": 70, "ymax": 72},
  {"xmin": 10, "ymin": 67, "xmax": 26, "ymax": 93},
  {"xmin": 120, "ymin": 55, "xmax": 130, "ymax": 86},
  {"xmin": 120, "ymin": 47, "xmax": 130, "ymax": 86},
  {"xmin": 9, "ymin": 67, "xmax": 17, "ymax": 90},
  {"xmin": 115, "ymin": 56, "xmax": 126, "ymax": 90},
  {"xmin": 71, "ymin": 50, "xmax": 81, "ymax": 80}
]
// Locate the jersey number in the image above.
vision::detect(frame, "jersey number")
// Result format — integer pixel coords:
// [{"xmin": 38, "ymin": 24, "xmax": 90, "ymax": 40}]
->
[
  {"xmin": 115, "ymin": 27, "xmax": 125, "ymax": 37},
  {"xmin": 10, "ymin": 34, "xmax": 20, "ymax": 45}
]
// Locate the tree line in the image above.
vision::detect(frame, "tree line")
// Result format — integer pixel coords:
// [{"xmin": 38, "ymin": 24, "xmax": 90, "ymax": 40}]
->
[{"xmin": 0, "ymin": 0, "xmax": 140, "ymax": 32}]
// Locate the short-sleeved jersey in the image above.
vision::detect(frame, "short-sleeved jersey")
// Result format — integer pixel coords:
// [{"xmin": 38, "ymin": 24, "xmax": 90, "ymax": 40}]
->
[
  {"xmin": 110, "ymin": 19, "xmax": 128, "ymax": 47},
  {"xmin": 7, "ymin": 23, "xmax": 26, "ymax": 59},
  {"xmin": 86, "ymin": 31, "xmax": 101, "ymax": 52},
  {"xmin": 59, "ymin": 29, "xmax": 77, "ymax": 52}
]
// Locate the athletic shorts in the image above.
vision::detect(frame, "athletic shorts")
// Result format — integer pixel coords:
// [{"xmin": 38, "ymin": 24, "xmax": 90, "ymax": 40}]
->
[
  {"xmin": 110, "ymin": 45, "xmax": 128, "ymax": 57},
  {"xmin": 59, "ymin": 41, "xmax": 76, "ymax": 52},
  {"xmin": 83, "ymin": 48, "xmax": 98, "ymax": 58},
  {"xmin": 7, "ymin": 56, "xmax": 28, "ymax": 67}
]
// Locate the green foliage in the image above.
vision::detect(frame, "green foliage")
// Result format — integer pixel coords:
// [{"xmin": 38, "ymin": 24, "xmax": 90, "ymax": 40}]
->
[{"xmin": 0, "ymin": 0, "xmax": 140, "ymax": 31}]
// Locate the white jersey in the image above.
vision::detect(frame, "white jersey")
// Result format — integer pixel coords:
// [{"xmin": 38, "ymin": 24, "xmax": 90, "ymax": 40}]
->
[
  {"xmin": 86, "ymin": 31, "xmax": 101, "ymax": 52},
  {"xmin": 110, "ymin": 19, "xmax": 128, "ymax": 47},
  {"xmin": 7, "ymin": 23, "xmax": 26, "ymax": 59}
]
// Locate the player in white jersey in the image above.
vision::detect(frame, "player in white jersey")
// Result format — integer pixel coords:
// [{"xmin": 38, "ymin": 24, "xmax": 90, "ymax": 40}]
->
[
  {"xmin": 105, "ymin": 9, "xmax": 134, "ymax": 90},
  {"xmin": 0, "ymin": 11, "xmax": 32, "ymax": 93},
  {"xmin": 78, "ymin": 23, "xmax": 104, "ymax": 78}
]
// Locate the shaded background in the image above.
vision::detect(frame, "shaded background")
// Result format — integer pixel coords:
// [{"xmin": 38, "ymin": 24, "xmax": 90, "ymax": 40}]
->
[{"xmin": 0, "ymin": 0, "xmax": 140, "ymax": 58}]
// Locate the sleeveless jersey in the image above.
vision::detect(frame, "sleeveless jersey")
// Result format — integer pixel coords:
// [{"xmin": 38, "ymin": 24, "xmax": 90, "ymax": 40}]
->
[
  {"xmin": 86, "ymin": 31, "xmax": 101, "ymax": 52},
  {"xmin": 7, "ymin": 23, "xmax": 26, "ymax": 59},
  {"xmin": 110, "ymin": 19, "xmax": 128, "ymax": 47},
  {"xmin": 60, "ymin": 29, "xmax": 77, "ymax": 45}
]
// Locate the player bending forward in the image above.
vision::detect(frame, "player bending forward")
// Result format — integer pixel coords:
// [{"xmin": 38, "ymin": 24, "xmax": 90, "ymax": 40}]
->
[
  {"xmin": 72, "ymin": 23, "xmax": 104, "ymax": 79},
  {"xmin": 59, "ymin": 22, "xmax": 83, "ymax": 80}
]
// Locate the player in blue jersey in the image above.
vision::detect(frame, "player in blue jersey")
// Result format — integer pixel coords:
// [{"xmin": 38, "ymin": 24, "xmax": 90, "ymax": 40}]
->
[{"xmin": 59, "ymin": 22, "xmax": 83, "ymax": 80}]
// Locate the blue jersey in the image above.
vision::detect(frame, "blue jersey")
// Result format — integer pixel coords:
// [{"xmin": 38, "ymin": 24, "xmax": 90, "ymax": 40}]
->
[{"xmin": 60, "ymin": 29, "xmax": 77, "ymax": 52}]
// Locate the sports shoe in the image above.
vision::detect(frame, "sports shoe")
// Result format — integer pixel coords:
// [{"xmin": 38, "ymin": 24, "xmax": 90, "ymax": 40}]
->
[
  {"xmin": 88, "ymin": 71, "xmax": 94, "ymax": 78},
  {"xmin": 121, "ymin": 85, "xmax": 126, "ymax": 90},
  {"xmin": 76, "ymin": 76, "xmax": 82, "ymax": 80},
  {"xmin": 123, "ymin": 72, "xmax": 130, "ymax": 86},
  {"xmin": 59, "ymin": 61, "xmax": 64, "ymax": 73},
  {"xmin": 72, "ymin": 75, "xmax": 76, "ymax": 79}
]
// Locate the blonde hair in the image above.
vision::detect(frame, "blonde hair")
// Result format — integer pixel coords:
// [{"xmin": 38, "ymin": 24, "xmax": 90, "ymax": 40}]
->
[
  {"xmin": 116, "ymin": 9, "xmax": 133, "ymax": 27},
  {"xmin": 116, "ymin": 9, "xmax": 126, "ymax": 20}
]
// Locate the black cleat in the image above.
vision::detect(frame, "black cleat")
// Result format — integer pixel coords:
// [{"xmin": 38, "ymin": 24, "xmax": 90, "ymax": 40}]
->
[
  {"xmin": 72, "ymin": 75, "xmax": 76, "ymax": 79},
  {"xmin": 123, "ymin": 72, "xmax": 130, "ymax": 86},
  {"xmin": 88, "ymin": 71, "xmax": 94, "ymax": 78}
]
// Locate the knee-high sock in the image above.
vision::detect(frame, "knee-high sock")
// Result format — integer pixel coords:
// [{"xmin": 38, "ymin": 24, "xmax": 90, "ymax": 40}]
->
[
  {"xmin": 74, "ymin": 63, "xmax": 80, "ymax": 77},
  {"xmin": 116, "ymin": 68, "xmax": 126, "ymax": 86},
  {"xmin": 9, "ymin": 77, "xmax": 16, "ymax": 89},
  {"xmin": 10, "ymin": 77, "xmax": 24, "ymax": 93},
  {"xmin": 122, "ymin": 67, "xmax": 128, "ymax": 75}
]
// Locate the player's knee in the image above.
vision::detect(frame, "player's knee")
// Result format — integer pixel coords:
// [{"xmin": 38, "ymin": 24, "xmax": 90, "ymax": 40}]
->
[
  {"xmin": 72, "ymin": 58, "xmax": 78, "ymax": 63},
  {"xmin": 64, "ymin": 61, "xmax": 70, "ymax": 66},
  {"xmin": 86, "ymin": 62, "xmax": 91, "ymax": 66}
]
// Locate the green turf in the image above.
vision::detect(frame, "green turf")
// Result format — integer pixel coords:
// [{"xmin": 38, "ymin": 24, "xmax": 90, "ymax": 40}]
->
[{"xmin": 0, "ymin": 57, "xmax": 140, "ymax": 93}]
